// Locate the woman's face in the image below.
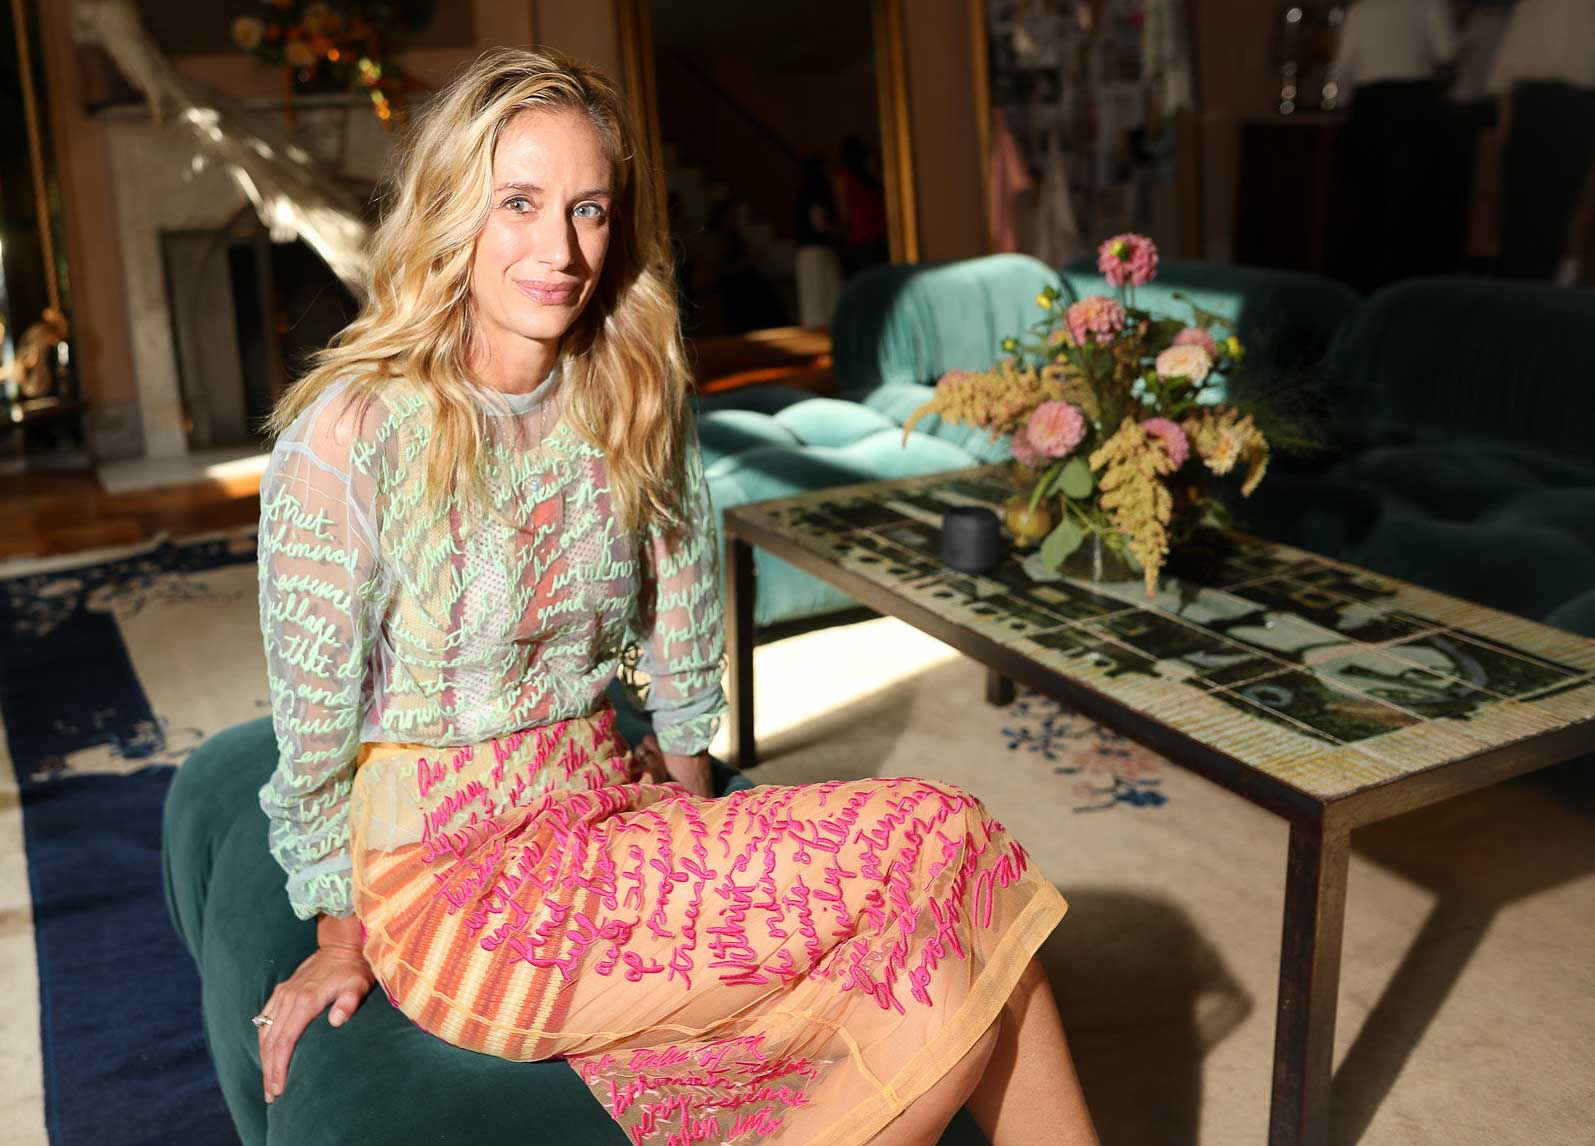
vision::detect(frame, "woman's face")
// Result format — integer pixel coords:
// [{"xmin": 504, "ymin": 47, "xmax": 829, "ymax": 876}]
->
[{"xmin": 470, "ymin": 108, "xmax": 614, "ymax": 358}]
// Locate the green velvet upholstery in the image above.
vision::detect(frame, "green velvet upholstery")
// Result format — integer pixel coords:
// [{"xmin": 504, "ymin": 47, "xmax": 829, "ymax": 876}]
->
[
  {"xmin": 162, "ymin": 713, "xmax": 751, "ymax": 1146},
  {"xmin": 1233, "ymin": 277, "xmax": 1595, "ymax": 636}
]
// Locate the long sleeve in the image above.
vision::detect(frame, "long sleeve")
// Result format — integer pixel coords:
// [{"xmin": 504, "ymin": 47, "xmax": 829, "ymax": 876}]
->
[
  {"xmin": 632, "ymin": 431, "xmax": 727, "ymax": 756},
  {"xmin": 257, "ymin": 382, "xmax": 392, "ymax": 920}
]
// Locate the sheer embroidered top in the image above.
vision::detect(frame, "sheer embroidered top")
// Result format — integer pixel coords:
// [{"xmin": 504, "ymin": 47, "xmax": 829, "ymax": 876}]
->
[{"xmin": 256, "ymin": 367, "xmax": 726, "ymax": 920}]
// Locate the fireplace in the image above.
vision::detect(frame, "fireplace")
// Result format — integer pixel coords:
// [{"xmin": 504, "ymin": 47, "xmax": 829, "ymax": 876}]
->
[
  {"xmin": 96, "ymin": 95, "xmax": 389, "ymax": 461},
  {"xmin": 162, "ymin": 221, "xmax": 359, "ymax": 449}
]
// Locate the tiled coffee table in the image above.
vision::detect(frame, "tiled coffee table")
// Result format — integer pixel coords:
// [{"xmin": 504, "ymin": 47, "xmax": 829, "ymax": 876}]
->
[{"xmin": 721, "ymin": 466, "xmax": 1595, "ymax": 1146}]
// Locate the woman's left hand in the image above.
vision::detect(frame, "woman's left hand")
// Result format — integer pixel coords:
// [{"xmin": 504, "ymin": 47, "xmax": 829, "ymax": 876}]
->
[
  {"xmin": 634, "ymin": 735, "xmax": 714, "ymax": 796},
  {"xmin": 258, "ymin": 915, "xmax": 375, "ymax": 1104},
  {"xmin": 664, "ymin": 750, "xmax": 715, "ymax": 797}
]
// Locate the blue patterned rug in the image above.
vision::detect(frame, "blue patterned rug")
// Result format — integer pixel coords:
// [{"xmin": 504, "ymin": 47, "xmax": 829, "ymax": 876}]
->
[{"xmin": 0, "ymin": 530, "xmax": 263, "ymax": 1146}]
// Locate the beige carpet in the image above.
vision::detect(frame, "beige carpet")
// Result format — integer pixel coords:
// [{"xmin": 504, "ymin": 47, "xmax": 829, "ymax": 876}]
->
[{"xmin": 721, "ymin": 617, "xmax": 1595, "ymax": 1146}]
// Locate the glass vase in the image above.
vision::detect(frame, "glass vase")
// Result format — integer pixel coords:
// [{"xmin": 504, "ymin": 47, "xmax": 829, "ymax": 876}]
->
[{"xmin": 1059, "ymin": 529, "xmax": 1138, "ymax": 584}]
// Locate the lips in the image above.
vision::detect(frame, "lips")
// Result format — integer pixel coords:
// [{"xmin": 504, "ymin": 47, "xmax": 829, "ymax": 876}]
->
[{"xmin": 515, "ymin": 279, "xmax": 580, "ymax": 305}]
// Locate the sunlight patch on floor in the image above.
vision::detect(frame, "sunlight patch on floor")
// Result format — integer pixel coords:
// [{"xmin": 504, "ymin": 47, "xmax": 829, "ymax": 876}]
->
[{"xmin": 707, "ymin": 615, "xmax": 960, "ymax": 758}]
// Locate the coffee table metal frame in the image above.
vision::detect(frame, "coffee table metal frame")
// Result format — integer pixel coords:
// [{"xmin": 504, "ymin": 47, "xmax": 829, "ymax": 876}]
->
[{"xmin": 722, "ymin": 506, "xmax": 1595, "ymax": 1146}]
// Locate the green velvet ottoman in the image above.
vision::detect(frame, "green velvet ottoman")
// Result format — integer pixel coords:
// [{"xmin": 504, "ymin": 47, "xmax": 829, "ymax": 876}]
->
[{"xmin": 162, "ymin": 713, "xmax": 747, "ymax": 1146}]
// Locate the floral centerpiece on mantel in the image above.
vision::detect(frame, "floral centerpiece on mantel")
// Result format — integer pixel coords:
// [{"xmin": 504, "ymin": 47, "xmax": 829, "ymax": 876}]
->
[
  {"xmin": 905, "ymin": 234, "xmax": 1271, "ymax": 597},
  {"xmin": 231, "ymin": 1, "xmax": 433, "ymax": 126}
]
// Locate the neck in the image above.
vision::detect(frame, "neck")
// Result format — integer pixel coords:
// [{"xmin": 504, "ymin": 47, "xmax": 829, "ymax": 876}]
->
[{"xmin": 470, "ymin": 330, "xmax": 560, "ymax": 395}]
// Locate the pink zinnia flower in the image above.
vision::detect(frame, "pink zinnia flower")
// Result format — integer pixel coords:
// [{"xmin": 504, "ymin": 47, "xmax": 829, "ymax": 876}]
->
[
  {"xmin": 1065, "ymin": 296, "xmax": 1126, "ymax": 347},
  {"xmin": 1098, "ymin": 233, "xmax": 1159, "ymax": 287},
  {"xmin": 1172, "ymin": 327, "xmax": 1218, "ymax": 358},
  {"xmin": 1155, "ymin": 344, "xmax": 1214, "ymax": 384},
  {"xmin": 1027, "ymin": 401, "xmax": 1088, "ymax": 459},
  {"xmin": 1140, "ymin": 417, "xmax": 1190, "ymax": 467},
  {"xmin": 1010, "ymin": 425, "xmax": 1046, "ymax": 467}
]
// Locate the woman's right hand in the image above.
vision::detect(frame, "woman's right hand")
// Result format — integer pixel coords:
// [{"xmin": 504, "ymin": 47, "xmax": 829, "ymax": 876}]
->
[{"xmin": 258, "ymin": 914, "xmax": 375, "ymax": 1104}]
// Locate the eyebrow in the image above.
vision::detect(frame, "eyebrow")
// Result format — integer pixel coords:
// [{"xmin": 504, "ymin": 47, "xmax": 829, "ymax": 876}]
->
[{"xmin": 494, "ymin": 181, "xmax": 613, "ymax": 199}]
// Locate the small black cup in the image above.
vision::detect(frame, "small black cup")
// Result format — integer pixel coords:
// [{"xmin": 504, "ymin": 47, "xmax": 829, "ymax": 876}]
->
[{"xmin": 940, "ymin": 506, "xmax": 1005, "ymax": 574}]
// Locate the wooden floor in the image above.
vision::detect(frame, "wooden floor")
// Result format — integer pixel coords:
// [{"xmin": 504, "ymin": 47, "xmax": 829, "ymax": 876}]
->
[{"xmin": 0, "ymin": 465, "xmax": 262, "ymax": 561}]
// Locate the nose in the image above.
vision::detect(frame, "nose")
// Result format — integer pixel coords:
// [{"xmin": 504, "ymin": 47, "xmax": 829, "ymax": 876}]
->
[{"xmin": 531, "ymin": 209, "xmax": 577, "ymax": 273}]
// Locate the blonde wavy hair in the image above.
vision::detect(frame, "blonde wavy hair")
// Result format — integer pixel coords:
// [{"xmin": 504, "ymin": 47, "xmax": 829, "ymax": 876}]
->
[{"xmin": 266, "ymin": 46, "xmax": 692, "ymax": 533}]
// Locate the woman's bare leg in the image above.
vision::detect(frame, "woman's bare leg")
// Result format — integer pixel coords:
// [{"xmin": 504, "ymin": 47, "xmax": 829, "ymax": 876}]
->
[
  {"xmin": 966, "ymin": 957, "xmax": 1100, "ymax": 1146},
  {"xmin": 866, "ymin": 1018, "xmax": 1000, "ymax": 1146}
]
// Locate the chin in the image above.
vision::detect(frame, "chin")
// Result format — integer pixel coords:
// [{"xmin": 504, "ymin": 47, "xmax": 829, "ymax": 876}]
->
[{"xmin": 510, "ymin": 304, "xmax": 584, "ymax": 343}]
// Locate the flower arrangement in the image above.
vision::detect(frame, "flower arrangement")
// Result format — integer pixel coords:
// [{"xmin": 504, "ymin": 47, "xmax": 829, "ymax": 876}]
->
[
  {"xmin": 231, "ymin": 1, "xmax": 434, "ymax": 126},
  {"xmin": 904, "ymin": 234, "xmax": 1271, "ymax": 596}
]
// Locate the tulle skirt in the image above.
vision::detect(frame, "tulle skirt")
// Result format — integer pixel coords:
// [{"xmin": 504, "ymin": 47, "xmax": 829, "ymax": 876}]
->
[{"xmin": 349, "ymin": 703, "xmax": 1068, "ymax": 1145}]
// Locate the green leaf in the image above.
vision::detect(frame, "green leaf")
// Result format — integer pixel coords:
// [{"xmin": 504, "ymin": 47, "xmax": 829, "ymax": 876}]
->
[
  {"xmin": 1040, "ymin": 518, "xmax": 1084, "ymax": 568},
  {"xmin": 1058, "ymin": 457, "xmax": 1094, "ymax": 499}
]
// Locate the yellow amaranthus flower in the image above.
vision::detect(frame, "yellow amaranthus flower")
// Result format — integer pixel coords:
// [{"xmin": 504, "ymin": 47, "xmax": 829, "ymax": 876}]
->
[
  {"xmin": 902, "ymin": 360, "xmax": 1067, "ymax": 441},
  {"xmin": 1088, "ymin": 418, "xmax": 1177, "ymax": 596},
  {"xmin": 1182, "ymin": 407, "xmax": 1270, "ymax": 496}
]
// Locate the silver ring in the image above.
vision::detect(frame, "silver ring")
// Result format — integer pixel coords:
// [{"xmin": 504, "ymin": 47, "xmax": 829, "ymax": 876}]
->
[{"xmin": 252, "ymin": 1013, "xmax": 274, "ymax": 1029}]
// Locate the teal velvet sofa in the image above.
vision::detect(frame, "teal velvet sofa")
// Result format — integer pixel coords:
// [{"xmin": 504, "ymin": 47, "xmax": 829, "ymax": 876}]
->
[
  {"xmin": 691, "ymin": 253, "xmax": 1060, "ymax": 630},
  {"xmin": 191, "ymin": 256, "xmax": 1574, "ymax": 1146},
  {"xmin": 1235, "ymin": 277, "xmax": 1595, "ymax": 637},
  {"xmin": 694, "ymin": 253, "xmax": 1364, "ymax": 635}
]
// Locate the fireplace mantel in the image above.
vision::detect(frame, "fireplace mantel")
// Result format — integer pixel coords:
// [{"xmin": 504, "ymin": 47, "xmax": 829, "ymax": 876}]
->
[{"xmin": 95, "ymin": 97, "xmax": 393, "ymax": 460}]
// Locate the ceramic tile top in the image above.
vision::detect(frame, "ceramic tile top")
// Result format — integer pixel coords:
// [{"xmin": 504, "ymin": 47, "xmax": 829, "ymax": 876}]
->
[{"xmin": 730, "ymin": 466, "xmax": 1595, "ymax": 801}]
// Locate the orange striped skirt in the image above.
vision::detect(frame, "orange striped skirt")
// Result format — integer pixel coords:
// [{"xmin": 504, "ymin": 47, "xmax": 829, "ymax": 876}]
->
[{"xmin": 349, "ymin": 704, "xmax": 1068, "ymax": 1145}]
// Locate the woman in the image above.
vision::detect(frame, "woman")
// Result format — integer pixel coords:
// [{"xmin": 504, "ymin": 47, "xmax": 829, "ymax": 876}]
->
[{"xmin": 253, "ymin": 47, "xmax": 1097, "ymax": 1146}]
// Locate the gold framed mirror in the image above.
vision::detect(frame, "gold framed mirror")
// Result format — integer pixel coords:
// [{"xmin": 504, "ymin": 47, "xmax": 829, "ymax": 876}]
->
[{"xmin": 0, "ymin": 0, "xmax": 78, "ymax": 432}]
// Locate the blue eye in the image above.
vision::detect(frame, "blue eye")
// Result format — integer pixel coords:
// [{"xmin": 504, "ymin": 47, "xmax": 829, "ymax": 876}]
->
[{"xmin": 575, "ymin": 202, "xmax": 607, "ymax": 221}]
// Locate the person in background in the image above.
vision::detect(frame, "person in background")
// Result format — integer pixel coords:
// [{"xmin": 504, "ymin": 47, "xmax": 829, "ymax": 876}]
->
[
  {"xmin": 793, "ymin": 155, "xmax": 845, "ymax": 327},
  {"xmin": 1329, "ymin": 0, "xmax": 1459, "ymax": 291},
  {"xmin": 1450, "ymin": 0, "xmax": 1516, "ymax": 274},
  {"xmin": 835, "ymin": 134, "xmax": 889, "ymax": 275},
  {"xmin": 1487, "ymin": 0, "xmax": 1595, "ymax": 282},
  {"xmin": 1453, "ymin": 0, "xmax": 1515, "ymax": 104}
]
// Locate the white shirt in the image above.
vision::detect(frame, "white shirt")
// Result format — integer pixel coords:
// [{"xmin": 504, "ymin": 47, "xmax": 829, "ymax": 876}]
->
[
  {"xmin": 1488, "ymin": 0, "xmax": 1595, "ymax": 93},
  {"xmin": 1332, "ymin": 0, "xmax": 1459, "ymax": 94}
]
